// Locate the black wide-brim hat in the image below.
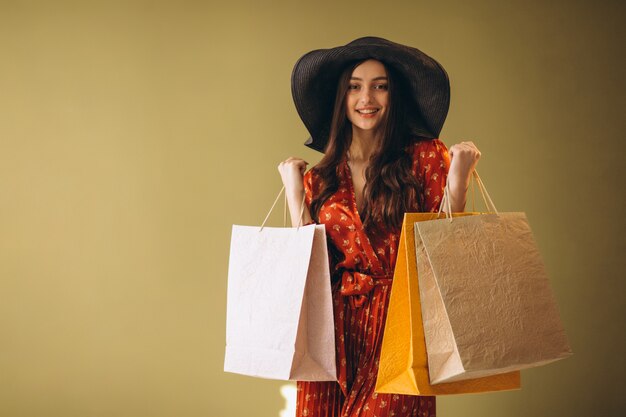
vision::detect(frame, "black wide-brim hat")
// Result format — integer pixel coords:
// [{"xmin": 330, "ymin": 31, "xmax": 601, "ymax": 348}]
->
[{"xmin": 291, "ymin": 36, "xmax": 450, "ymax": 153}]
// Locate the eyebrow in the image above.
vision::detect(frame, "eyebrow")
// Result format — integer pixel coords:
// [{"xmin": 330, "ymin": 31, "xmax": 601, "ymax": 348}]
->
[{"xmin": 350, "ymin": 76, "xmax": 388, "ymax": 81}]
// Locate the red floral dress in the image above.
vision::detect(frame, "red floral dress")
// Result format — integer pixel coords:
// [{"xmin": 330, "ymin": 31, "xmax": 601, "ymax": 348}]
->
[{"xmin": 296, "ymin": 138, "xmax": 451, "ymax": 417}]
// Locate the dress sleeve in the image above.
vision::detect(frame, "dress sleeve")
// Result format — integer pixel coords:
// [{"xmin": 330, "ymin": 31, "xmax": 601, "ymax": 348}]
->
[
  {"xmin": 413, "ymin": 139, "xmax": 451, "ymax": 213},
  {"xmin": 302, "ymin": 169, "xmax": 316, "ymax": 225},
  {"xmin": 303, "ymin": 169, "xmax": 314, "ymax": 207}
]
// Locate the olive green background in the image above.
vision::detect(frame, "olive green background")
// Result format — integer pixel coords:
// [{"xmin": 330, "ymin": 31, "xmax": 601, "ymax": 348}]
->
[{"xmin": 0, "ymin": 0, "xmax": 624, "ymax": 416}]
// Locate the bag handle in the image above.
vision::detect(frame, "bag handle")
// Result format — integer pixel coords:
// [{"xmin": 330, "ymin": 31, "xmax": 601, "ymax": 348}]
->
[
  {"xmin": 259, "ymin": 186, "xmax": 307, "ymax": 231},
  {"xmin": 473, "ymin": 170, "xmax": 498, "ymax": 214},
  {"xmin": 438, "ymin": 169, "xmax": 499, "ymax": 221}
]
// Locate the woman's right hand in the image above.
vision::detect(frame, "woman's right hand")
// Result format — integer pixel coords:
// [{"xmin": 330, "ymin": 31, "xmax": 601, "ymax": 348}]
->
[
  {"xmin": 277, "ymin": 157, "xmax": 308, "ymax": 194},
  {"xmin": 277, "ymin": 157, "xmax": 313, "ymax": 226}
]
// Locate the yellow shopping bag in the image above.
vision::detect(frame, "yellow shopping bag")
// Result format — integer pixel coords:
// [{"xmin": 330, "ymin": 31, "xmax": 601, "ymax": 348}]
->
[{"xmin": 375, "ymin": 212, "xmax": 521, "ymax": 395}]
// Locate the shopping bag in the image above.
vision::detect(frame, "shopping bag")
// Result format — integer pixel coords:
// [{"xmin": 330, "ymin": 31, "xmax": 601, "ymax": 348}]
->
[
  {"xmin": 414, "ymin": 171, "xmax": 572, "ymax": 384},
  {"xmin": 375, "ymin": 210, "xmax": 521, "ymax": 395},
  {"xmin": 224, "ymin": 187, "xmax": 336, "ymax": 381}
]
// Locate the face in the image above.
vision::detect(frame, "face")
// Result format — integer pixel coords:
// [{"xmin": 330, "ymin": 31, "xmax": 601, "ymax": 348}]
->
[{"xmin": 345, "ymin": 59, "xmax": 389, "ymax": 135}]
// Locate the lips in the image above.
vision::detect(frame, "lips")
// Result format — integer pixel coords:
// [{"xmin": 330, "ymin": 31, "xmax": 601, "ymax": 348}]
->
[
  {"xmin": 355, "ymin": 108, "xmax": 380, "ymax": 119},
  {"xmin": 356, "ymin": 108, "xmax": 379, "ymax": 114}
]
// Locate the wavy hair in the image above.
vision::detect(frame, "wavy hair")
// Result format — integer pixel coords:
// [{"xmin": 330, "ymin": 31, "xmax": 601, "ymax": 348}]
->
[{"xmin": 309, "ymin": 59, "xmax": 426, "ymax": 233}]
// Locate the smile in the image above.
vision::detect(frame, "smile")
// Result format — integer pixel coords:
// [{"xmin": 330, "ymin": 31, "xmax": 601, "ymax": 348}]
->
[{"xmin": 356, "ymin": 108, "xmax": 379, "ymax": 114}]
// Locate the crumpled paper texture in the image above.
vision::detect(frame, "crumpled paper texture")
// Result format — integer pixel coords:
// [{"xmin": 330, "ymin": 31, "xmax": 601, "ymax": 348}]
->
[
  {"xmin": 375, "ymin": 213, "xmax": 521, "ymax": 396},
  {"xmin": 415, "ymin": 212, "xmax": 573, "ymax": 384},
  {"xmin": 224, "ymin": 224, "xmax": 336, "ymax": 381}
]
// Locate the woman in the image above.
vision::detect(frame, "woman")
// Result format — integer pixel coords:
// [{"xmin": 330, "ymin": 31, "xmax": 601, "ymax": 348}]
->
[{"xmin": 279, "ymin": 37, "xmax": 480, "ymax": 417}]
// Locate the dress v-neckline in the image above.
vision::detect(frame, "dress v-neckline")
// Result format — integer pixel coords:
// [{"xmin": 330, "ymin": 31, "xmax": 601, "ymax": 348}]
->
[
  {"xmin": 344, "ymin": 159, "xmax": 365, "ymax": 221},
  {"xmin": 343, "ymin": 159, "xmax": 384, "ymax": 273}
]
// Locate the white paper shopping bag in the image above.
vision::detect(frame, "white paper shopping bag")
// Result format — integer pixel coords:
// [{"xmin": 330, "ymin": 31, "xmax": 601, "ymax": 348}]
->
[{"xmin": 224, "ymin": 216, "xmax": 336, "ymax": 381}]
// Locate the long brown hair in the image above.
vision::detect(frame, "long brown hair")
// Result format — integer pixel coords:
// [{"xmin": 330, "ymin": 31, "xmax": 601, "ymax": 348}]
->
[{"xmin": 309, "ymin": 59, "xmax": 425, "ymax": 233}]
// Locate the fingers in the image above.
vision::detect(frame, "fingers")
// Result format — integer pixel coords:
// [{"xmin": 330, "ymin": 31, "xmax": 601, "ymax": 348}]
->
[
  {"xmin": 277, "ymin": 157, "xmax": 309, "ymax": 177},
  {"xmin": 278, "ymin": 157, "xmax": 308, "ymax": 167},
  {"xmin": 284, "ymin": 156, "xmax": 307, "ymax": 163},
  {"xmin": 449, "ymin": 141, "xmax": 481, "ymax": 160}
]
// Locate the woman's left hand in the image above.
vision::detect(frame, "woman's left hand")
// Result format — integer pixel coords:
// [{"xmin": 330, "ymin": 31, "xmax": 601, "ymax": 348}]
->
[
  {"xmin": 445, "ymin": 141, "xmax": 481, "ymax": 212},
  {"xmin": 448, "ymin": 141, "xmax": 481, "ymax": 185}
]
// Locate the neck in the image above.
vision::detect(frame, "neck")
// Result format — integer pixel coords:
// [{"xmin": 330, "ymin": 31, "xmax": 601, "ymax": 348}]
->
[{"xmin": 348, "ymin": 128, "xmax": 379, "ymax": 162}]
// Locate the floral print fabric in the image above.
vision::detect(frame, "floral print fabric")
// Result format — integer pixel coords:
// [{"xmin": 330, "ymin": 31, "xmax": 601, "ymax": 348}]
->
[{"xmin": 296, "ymin": 138, "xmax": 450, "ymax": 417}]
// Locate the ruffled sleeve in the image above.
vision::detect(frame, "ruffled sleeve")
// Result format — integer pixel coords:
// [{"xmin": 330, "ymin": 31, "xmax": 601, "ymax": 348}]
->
[
  {"xmin": 302, "ymin": 169, "xmax": 316, "ymax": 225},
  {"xmin": 411, "ymin": 138, "xmax": 451, "ymax": 213},
  {"xmin": 303, "ymin": 169, "xmax": 314, "ymax": 208}
]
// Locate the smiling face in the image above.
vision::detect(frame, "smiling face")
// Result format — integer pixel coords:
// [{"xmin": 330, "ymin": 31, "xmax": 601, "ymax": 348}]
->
[{"xmin": 345, "ymin": 59, "xmax": 389, "ymax": 136}]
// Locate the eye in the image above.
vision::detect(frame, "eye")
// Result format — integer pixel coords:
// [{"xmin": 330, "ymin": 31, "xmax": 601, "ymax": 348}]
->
[
  {"xmin": 374, "ymin": 83, "xmax": 389, "ymax": 90},
  {"xmin": 348, "ymin": 84, "xmax": 360, "ymax": 91}
]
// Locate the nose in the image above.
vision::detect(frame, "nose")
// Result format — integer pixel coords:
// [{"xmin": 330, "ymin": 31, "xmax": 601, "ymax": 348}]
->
[{"xmin": 359, "ymin": 87, "xmax": 373, "ymax": 104}]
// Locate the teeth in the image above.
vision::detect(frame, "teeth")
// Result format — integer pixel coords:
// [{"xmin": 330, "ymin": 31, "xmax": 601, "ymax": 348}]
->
[{"xmin": 357, "ymin": 109, "xmax": 378, "ymax": 114}]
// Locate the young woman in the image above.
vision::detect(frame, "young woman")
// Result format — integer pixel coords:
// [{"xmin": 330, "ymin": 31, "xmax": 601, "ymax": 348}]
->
[{"xmin": 279, "ymin": 37, "xmax": 480, "ymax": 417}]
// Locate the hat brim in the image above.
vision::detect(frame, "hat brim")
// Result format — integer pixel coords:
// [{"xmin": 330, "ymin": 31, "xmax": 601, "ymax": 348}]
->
[{"xmin": 291, "ymin": 37, "xmax": 450, "ymax": 153}]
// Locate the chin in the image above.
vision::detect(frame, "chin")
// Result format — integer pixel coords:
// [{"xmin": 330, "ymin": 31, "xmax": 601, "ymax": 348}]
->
[{"xmin": 355, "ymin": 123, "xmax": 381, "ymax": 132}]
